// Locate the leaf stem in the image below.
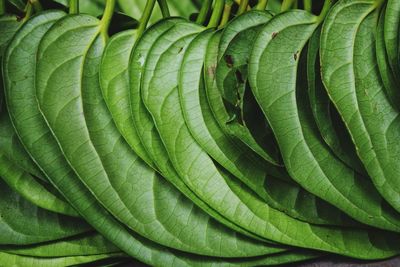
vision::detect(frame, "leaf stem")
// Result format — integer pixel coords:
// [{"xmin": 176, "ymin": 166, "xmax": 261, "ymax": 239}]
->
[
  {"xmin": 69, "ymin": 0, "xmax": 79, "ymax": 14},
  {"xmin": 317, "ymin": 0, "xmax": 332, "ymax": 22},
  {"xmin": 30, "ymin": 0, "xmax": 43, "ymax": 12},
  {"xmin": 22, "ymin": 2, "xmax": 33, "ymax": 22},
  {"xmin": 196, "ymin": 0, "xmax": 211, "ymax": 25},
  {"xmin": 207, "ymin": 0, "xmax": 224, "ymax": 28},
  {"xmin": 280, "ymin": 0, "xmax": 295, "ymax": 12},
  {"xmin": 255, "ymin": 0, "xmax": 268, "ymax": 11},
  {"xmin": 100, "ymin": 0, "xmax": 115, "ymax": 39},
  {"xmin": 157, "ymin": 0, "xmax": 170, "ymax": 18},
  {"xmin": 137, "ymin": 0, "xmax": 157, "ymax": 39},
  {"xmin": 218, "ymin": 0, "xmax": 233, "ymax": 29},
  {"xmin": 237, "ymin": 0, "xmax": 249, "ymax": 15},
  {"xmin": 0, "ymin": 0, "xmax": 5, "ymax": 15},
  {"xmin": 303, "ymin": 0, "xmax": 311, "ymax": 12}
]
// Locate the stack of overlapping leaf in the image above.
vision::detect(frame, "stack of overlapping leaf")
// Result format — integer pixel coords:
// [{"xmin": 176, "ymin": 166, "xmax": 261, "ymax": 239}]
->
[{"xmin": 1, "ymin": 0, "xmax": 400, "ymax": 266}]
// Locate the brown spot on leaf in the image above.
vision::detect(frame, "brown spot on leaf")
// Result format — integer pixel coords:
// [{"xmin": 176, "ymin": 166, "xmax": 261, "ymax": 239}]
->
[
  {"xmin": 224, "ymin": 55, "xmax": 234, "ymax": 68},
  {"xmin": 272, "ymin": 32, "xmax": 279, "ymax": 39},
  {"xmin": 235, "ymin": 70, "xmax": 244, "ymax": 84},
  {"xmin": 207, "ymin": 65, "xmax": 216, "ymax": 78},
  {"xmin": 293, "ymin": 50, "xmax": 300, "ymax": 61}
]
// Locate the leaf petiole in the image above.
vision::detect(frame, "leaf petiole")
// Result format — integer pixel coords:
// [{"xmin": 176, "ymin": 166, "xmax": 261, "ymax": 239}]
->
[
  {"xmin": 207, "ymin": 0, "xmax": 224, "ymax": 28},
  {"xmin": 280, "ymin": 0, "xmax": 295, "ymax": 12},
  {"xmin": 218, "ymin": 0, "xmax": 233, "ymax": 28},
  {"xmin": 22, "ymin": 1, "xmax": 33, "ymax": 22},
  {"xmin": 157, "ymin": 0, "xmax": 170, "ymax": 18},
  {"xmin": 196, "ymin": 0, "xmax": 212, "ymax": 25},
  {"xmin": 69, "ymin": 0, "xmax": 79, "ymax": 14},
  {"xmin": 237, "ymin": 0, "xmax": 249, "ymax": 15},
  {"xmin": 137, "ymin": 0, "xmax": 156, "ymax": 39},
  {"xmin": 303, "ymin": 0, "xmax": 312, "ymax": 12},
  {"xmin": 100, "ymin": 0, "xmax": 116, "ymax": 39},
  {"xmin": 31, "ymin": 0, "xmax": 43, "ymax": 12},
  {"xmin": 255, "ymin": 0, "xmax": 268, "ymax": 11},
  {"xmin": 317, "ymin": 0, "xmax": 332, "ymax": 22}
]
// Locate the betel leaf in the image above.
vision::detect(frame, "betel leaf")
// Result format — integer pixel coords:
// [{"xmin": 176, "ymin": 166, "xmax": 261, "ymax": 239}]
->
[
  {"xmin": 102, "ymin": 30, "xmax": 287, "ymax": 257},
  {"xmin": 0, "ymin": 112, "xmax": 44, "ymax": 179},
  {"xmin": 384, "ymin": 0, "xmax": 400, "ymax": 83},
  {"xmin": 32, "ymin": 11, "xmax": 307, "ymax": 265},
  {"xmin": 248, "ymin": 9, "xmax": 400, "ymax": 231},
  {"xmin": 0, "ymin": 153, "xmax": 78, "ymax": 217},
  {"xmin": 307, "ymin": 27, "xmax": 366, "ymax": 175},
  {"xmin": 180, "ymin": 26, "xmax": 356, "ymax": 227},
  {"xmin": 96, "ymin": 29, "xmax": 287, "ymax": 258},
  {"xmin": 3, "ymin": 1, "xmax": 400, "ymax": 264},
  {"xmin": 0, "ymin": 178, "xmax": 90, "ymax": 245},
  {"xmin": 0, "ymin": 251, "xmax": 125, "ymax": 267},
  {"xmin": 0, "ymin": 13, "xmax": 22, "ymax": 112},
  {"xmin": 0, "ymin": 10, "xmax": 292, "ymax": 266},
  {"xmin": 129, "ymin": 18, "xmax": 263, "ymax": 239},
  {"xmin": 34, "ymin": 14, "xmax": 164, "ymax": 256},
  {"xmin": 376, "ymin": 5, "xmax": 400, "ymax": 110},
  {"xmin": 3, "ymin": 11, "xmax": 224, "ymax": 265},
  {"xmin": 139, "ymin": 19, "xmax": 293, "ymax": 243},
  {"xmin": 141, "ymin": 19, "xmax": 400, "ymax": 259},
  {"xmin": 205, "ymin": 32, "xmax": 289, "ymax": 184},
  {"xmin": 129, "ymin": 18, "xmax": 182, "ymax": 167},
  {"xmin": 321, "ymin": 0, "xmax": 400, "ymax": 212},
  {"xmin": 214, "ymin": 11, "xmax": 280, "ymax": 165},
  {"xmin": 125, "ymin": 17, "xmax": 327, "ymax": 264},
  {"xmin": 0, "ymin": 232, "xmax": 120, "ymax": 257},
  {"xmin": 100, "ymin": 29, "xmax": 154, "ymax": 168},
  {"xmin": 0, "ymin": 14, "xmax": 21, "ymax": 55}
]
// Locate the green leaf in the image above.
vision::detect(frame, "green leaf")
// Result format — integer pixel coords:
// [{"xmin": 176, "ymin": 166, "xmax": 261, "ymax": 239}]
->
[
  {"xmin": 384, "ymin": 0, "xmax": 400, "ymax": 83},
  {"xmin": 0, "ymin": 14, "xmax": 21, "ymax": 55},
  {"xmin": 34, "ymin": 12, "xmax": 307, "ymax": 265},
  {"xmin": 0, "ymin": 14, "xmax": 22, "ymax": 112},
  {"xmin": 248, "ymin": 9, "xmax": 400, "ymax": 231},
  {"xmin": 0, "ymin": 152, "xmax": 78, "ymax": 216},
  {"xmin": 0, "ymin": 232, "xmax": 121, "ymax": 257},
  {"xmin": 321, "ymin": 0, "xmax": 400, "ymax": 212},
  {"xmin": 97, "ymin": 29, "xmax": 288, "ymax": 258},
  {"xmin": 141, "ymin": 17, "xmax": 400, "ymax": 259},
  {"xmin": 0, "ymin": 251, "xmax": 124, "ymax": 266},
  {"xmin": 100, "ymin": 29, "xmax": 154, "ymax": 168},
  {"xmin": 35, "ymin": 14, "xmax": 158, "ymax": 257},
  {"xmin": 181, "ymin": 25, "xmax": 356, "ymax": 227},
  {"xmin": 128, "ymin": 18, "xmax": 262, "ymax": 239},
  {"xmin": 214, "ymin": 11, "xmax": 280, "ymax": 165},
  {"xmin": 376, "ymin": 5, "xmax": 400, "ymax": 109},
  {"xmin": 4, "ymin": 11, "xmax": 229, "ymax": 264},
  {"xmin": 0, "ymin": 112, "xmax": 44, "ymax": 179},
  {"xmin": 307, "ymin": 27, "xmax": 366, "ymax": 175},
  {"xmin": 0, "ymin": 178, "xmax": 90, "ymax": 245}
]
